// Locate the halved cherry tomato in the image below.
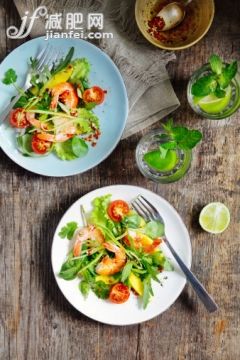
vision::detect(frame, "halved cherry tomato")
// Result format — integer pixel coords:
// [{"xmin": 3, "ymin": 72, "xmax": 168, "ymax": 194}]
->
[
  {"xmin": 109, "ymin": 283, "xmax": 130, "ymax": 304},
  {"xmin": 82, "ymin": 86, "xmax": 106, "ymax": 105},
  {"xmin": 10, "ymin": 108, "xmax": 29, "ymax": 128},
  {"xmin": 107, "ymin": 200, "xmax": 130, "ymax": 222},
  {"xmin": 31, "ymin": 134, "xmax": 52, "ymax": 155}
]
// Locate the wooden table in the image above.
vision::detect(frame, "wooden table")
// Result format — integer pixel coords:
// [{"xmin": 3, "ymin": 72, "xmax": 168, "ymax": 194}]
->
[{"xmin": 1, "ymin": 1, "xmax": 239, "ymax": 359}]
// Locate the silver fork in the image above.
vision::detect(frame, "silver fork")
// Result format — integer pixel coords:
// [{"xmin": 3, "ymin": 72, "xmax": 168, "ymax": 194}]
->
[
  {"xmin": 131, "ymin": 195, "xmax": 218, "ymax": 313},
  {"xmin": 1, "ymin": 45, "xmax": 61, "ymax": 122}
]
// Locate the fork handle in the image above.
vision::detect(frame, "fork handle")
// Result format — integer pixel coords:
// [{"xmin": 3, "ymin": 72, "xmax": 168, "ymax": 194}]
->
[{"xmin": 164, "ymin": 237, "xmax": 218, "ymax": 313}]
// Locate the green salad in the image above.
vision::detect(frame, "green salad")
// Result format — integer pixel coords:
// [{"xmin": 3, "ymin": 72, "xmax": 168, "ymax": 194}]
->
[
  {"xmin": 2, "ymin": 47, "xmax": 106, "ymax": 160},
  {"xmin": 58, "ymin": 195, "xmax": 173, "ymax": 309}
]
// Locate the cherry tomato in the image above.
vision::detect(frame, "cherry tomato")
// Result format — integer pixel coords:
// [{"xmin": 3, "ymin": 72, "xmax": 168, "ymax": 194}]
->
[
  {"xmin": 109, "ymin": 283, "xmax": 130, "ymax": 304},
  {"xmin": 82, "ymin": 86, "xmax": 106, "ymax": 104},
  {"xmin": 10, "ymin": 108, "xmax": 29, "ymax": 128},
  {"xmin": 107, "ymin": 200, "xmax": 130, "ymax": 222},
  {"xmin": 31, "ymin": 134, "xmax": 52, "ymax": 155}
]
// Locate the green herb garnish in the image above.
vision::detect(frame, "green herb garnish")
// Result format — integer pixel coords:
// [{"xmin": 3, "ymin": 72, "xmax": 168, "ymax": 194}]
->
[
  {"xmin": 59, "ymin": 252, "xmax": 82, "ymax": 280},
  {"xmin": 52, "ymin": 47, "xmax": 74, "ymax": 75},
  {"xmin": 121, "ymin": 262, "xmax": 133, "ymax": 283},
  {"xmin": 79, "ymin": 281, "xmax": 90, "ymax": 297},
  {"xmin": 58, "ymin": 221, "xmax": 78, "ymax": 240},
  {"xmin": 2, "ymin": 68, "xmax": 17, "ymax": 85},
  {"xmin": 142, "ymin": 275, "xmax": 153, "ymax": 309},
  {"xmin": 91, "ymin": 281, "xmax": 111, "ymax": 299},
  {"xmin": 191, "ymin": 54, "xmax": 238, "ymax": 98}
]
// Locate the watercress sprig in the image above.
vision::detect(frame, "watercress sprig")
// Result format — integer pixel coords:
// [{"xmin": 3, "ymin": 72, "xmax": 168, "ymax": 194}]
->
[
  {"xmin": 191, "ymin": 54, "xmax": 238, "ymax": 98},
  {"xmin": 2, "ymin": 68, "xmax": 25, "ymax": 97},
  {"xmin": 2, "ymin": 68, "xmax": 17, "ymax": 85}
]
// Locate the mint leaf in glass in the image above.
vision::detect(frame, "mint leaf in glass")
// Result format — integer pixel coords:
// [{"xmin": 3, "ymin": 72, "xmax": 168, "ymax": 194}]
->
[
  {"xmin": 191, "ymin": 75, "xmax": 217, "ymax": 97},
  {"xmin": 159, "ymin": 145, "xmax": 168, "ymax": 159},
  {"xmin": 159, "ymin": 141, "xmax": 177, "ymax": 158},
  {"xmin": 143, "ymin": 119, "xmax": 202, "ymax": 173},
  {"xmin": 178, "ymin": 129, "xmax": 202, "ymax": 150},
  {"xmin": 214, "ymin": 84, "xmax": 226, "ymax": 98},
  {"xmin": 171, "ymin": 126, "xmax": 188, "ymax": 142},
  {"xmin": 162, "ymin": 118, "xmax": 174, "ymax": 132},
  {"xmin": 209, "ymin": 54, "xmax": 223, "ymax": 75},
  {"xmin": 161, "ymin": 141, "xmax": 177, "ymax": 150},
  {"xmin": 218, "ymin": 61, "xmax": 238, "ymax": 89},
  {"xmin": 162, "ymin": 120, "xmax": 203, "ymax": 150}
]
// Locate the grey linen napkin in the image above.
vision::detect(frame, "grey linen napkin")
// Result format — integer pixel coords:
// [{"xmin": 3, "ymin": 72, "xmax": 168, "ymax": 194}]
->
[{"xmin": 13, "ymin": 0, "xmax": 180, "ymax": 138}]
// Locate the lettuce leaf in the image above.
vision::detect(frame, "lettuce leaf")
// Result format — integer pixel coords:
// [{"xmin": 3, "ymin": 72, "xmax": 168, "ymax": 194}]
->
[
  {"xmin": 90, "ymin": 195, "xmax": 122, "ymax": 236},
  {"xmin": 70, "ymin": 58, "xmax": 91, "ymax": 84},
  {"xmin": 54, "ymin": 137, "xmax": 88, "ymax": 161},
  {"xmin": 90, "ymin": 195, "xmax": 112, "ymax": 227},
  {"xmin": 54, "ymin": 139, "xmax": 77, "ymax": 161},
  {"xmin": 143, "ymin": 221, "xmax": 165, "ymax": 238},
  {"xmin": 75, "ymin": 108, "xmax": 99, "ymax": 131}
]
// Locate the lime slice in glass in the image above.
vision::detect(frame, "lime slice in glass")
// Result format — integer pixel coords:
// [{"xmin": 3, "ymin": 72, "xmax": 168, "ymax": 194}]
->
[
  {"xmin": 199, "ymin": 202, "xmax": 230, "ymax": 234},
  {"xmin": 197, "ymin": 86, "xmax": 232, "ymax": 114},
  {"xmin": 143, "ymin": 149, "xmax": 178, "ymax": 172}
]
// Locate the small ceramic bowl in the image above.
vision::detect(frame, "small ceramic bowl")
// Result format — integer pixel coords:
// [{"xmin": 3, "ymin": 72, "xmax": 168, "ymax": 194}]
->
[{"xmin": 135, "ymin": 0, "xmax": 215, "ymax": 50}]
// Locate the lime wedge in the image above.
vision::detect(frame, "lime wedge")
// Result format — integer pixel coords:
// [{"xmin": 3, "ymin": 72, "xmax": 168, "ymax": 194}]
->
[
  {"xmin": 199, "ymin": 202, "xmax": 230, "ymax": 234},
  {"xmin": 143, "ymin": 150, "xmax": 178, "ymax": 172},
  {"xmin": 196, "ymin": 86, "xmax": 232, "ymax": 114}
]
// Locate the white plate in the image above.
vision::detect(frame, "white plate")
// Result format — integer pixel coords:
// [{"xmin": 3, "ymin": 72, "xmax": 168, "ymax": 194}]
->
[{"xmin": 51, "ymin": 185, "xmax": 192, "ymax": 325}]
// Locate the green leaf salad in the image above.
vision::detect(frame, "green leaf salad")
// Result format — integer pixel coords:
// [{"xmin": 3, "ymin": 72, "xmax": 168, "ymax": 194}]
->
[
  {"xmin": 58, "ymin": 195, "xmax": 173, "ymax": 309},
  {"xmin": 1, "ymin": 47, "xmax": 106, "ymax": 160}
]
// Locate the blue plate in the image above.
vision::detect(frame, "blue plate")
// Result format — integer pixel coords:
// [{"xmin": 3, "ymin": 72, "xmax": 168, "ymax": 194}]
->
[{"xmin": 0, "ymin": 37, "xmax": 128, "ymax": 177}]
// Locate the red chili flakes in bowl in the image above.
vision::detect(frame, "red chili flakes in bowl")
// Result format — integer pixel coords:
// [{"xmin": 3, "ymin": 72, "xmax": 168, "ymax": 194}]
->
[
  {"xmin": 147, "ymin": 0, "xmax": 199, "ymax": 45},
  {"xmin": 148, "ymin": 15, "xmax": 165, "ymax": 32}
]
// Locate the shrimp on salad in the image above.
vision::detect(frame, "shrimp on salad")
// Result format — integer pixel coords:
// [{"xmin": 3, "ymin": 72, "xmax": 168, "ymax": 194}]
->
[
  {"xmin": 59, "ymin": 195, "xmax": 173, "ymax": 308},
  {"xmin": 95, "ymin": 242, "xmax": 126, "ymax": 275},
  {"xmin": 3, "ymin": 47, "xmax": 106, "ymax": 160},
  {"xmin": 50, "ymin": 82, "xmax": 78, "ymax": 110},
  {"xmin": 73, "ymin": 225, "xmax": 104, "ymax": 257}
]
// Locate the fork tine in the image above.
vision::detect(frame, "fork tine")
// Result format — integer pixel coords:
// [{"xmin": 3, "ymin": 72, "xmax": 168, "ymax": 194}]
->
[
  {"xmin": 48, "ymin": 49, "xmax": 62, "ymax": 71},
  {"xmin": 135, "ymin": 198, "xmax": 155, "ymax": 221},
  {"xmin": 34, "ymin": 45, "xmax": 50, "ymax": 70},
  {"xmin": 36, "ymin": 45, "xmax": 52, "ymax": 71},
  {"xmin": 45, "ymin": 50, "xmax": 58, "ymax": 71},
  {"xmin": 138, "ymin": 195, "xmax": 162, "ymax": 219},
  {"xmin": 131, "ymin": 201, "xmax": 151, "ymax": 221},
  {"xmin": 35, "ymin": 45, "xmax": 49, "ymax": 62}
]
